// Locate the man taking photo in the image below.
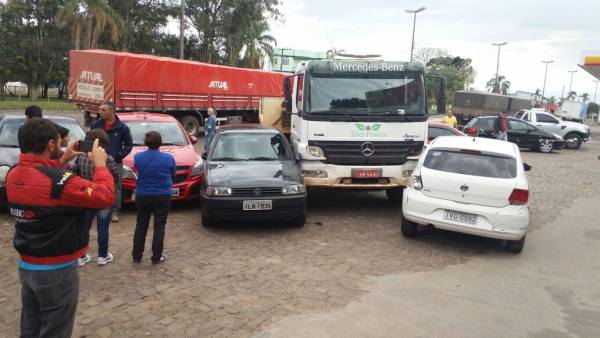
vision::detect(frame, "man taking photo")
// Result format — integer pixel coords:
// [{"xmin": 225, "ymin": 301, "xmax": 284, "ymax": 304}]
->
[
  {"xmin": 91, "ymin": 101, "xmax": 133, "ymax": 222},
  {"xmin": 7, "ymin": 118, "xmax": 115, "ymax": 338}
]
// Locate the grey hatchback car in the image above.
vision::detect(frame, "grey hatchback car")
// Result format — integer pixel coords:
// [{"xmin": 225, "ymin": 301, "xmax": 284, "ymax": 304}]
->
[
  {"xmin": 0, "ymin": 115, "xmax": 86, "ymax": 205},
  {"xmin": 199, "ymin": 125, "xmax": 307, "ymax": 227}
]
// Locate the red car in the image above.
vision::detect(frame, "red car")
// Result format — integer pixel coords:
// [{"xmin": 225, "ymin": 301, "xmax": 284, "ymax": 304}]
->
[
  {"xmin": 428, "ymin": 121, "xmax": 465, "ymax": 143},
  {"xmin": 118, "ymin": 113, "xmax": 204, "ymax": 203}
]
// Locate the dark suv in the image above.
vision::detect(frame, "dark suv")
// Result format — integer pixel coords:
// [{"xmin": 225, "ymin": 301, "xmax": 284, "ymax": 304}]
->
[{"xmin": 199, "ymin": 125, "xmax": 306, "ymax": 227}]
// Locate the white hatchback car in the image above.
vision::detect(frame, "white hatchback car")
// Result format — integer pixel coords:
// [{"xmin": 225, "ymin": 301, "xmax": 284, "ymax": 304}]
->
[{"xmin": 402, "ymin": 136, "xmax": 531, "ymax": 253}]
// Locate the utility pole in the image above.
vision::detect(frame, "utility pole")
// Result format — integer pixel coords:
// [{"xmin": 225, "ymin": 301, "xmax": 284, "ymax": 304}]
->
[
  {"xmin": 568, "ymin": 70, "xmax": 577, "ymax": 94},
  {"xmin": 405, "ymin": 7, "xmax": 426, "ymax": 62},
  {"xmin": 492, "ymin": 42, "xmax": 508, "ymax": 93},
  {"xmin": 179, "ymin": 0, "xmax": 185, "ymax": 59},
  {"xmin": 541, "ymin": 60, "xmax": 553, "ymax": 106},
  {"xmin": 594, "ymin": 80, "xmax": 599, "ymax": 104}
]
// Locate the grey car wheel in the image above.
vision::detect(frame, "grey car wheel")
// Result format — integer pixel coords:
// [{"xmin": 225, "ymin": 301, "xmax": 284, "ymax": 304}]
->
[
  {"xmin": 538, "ymin": 139, "xmax": 553, "ymax": 153},
  {"xmin": 564, "ymin": 133, "xmax": 582, "ymax": 150}
]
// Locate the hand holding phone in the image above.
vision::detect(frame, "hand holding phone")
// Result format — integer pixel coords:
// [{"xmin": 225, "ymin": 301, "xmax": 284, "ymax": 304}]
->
[{"xmin": 78, "ymin": 140, "xmax": 94, "ymax": 153}]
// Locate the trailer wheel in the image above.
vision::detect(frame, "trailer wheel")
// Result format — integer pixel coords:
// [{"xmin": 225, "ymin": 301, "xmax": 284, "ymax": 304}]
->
[{"xmin": 179, "ymin": 116, "xmax": 200, "ymax": 137}]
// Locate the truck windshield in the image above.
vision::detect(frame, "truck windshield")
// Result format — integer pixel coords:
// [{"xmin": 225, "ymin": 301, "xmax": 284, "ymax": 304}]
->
[{"xmin": 307, "ymin": 74, "xmax": 425, "ymax": 116}]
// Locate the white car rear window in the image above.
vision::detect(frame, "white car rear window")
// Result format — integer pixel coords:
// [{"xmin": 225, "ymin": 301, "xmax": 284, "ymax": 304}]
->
[{"xmin": 424, "ymin": 150, "xmax": 517, "ymax": 178}]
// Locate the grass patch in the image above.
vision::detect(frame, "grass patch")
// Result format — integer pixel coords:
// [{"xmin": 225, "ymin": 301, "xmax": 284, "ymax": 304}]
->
[{"xmin": 0, "ymin": 97, "xmax": 78, "ymax": 111}]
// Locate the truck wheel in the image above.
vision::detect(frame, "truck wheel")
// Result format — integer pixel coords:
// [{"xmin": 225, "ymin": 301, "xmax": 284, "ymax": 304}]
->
[
  {"xmin": 401, "ymin": 213, "xmax": 418, "ymax": 237},
  {"xmin": 386, "ymin": 188, "xmax": 404, "ymax": 204},
  {"xmin": 564, "ymin": 133, "xmax": 582, "ymax": 150},
  {"xmin": 179, "ymin": 116, "xmax": 200, "ymax": 137},
  {"xmin": 506, "ymin": 234, "xmax": 526, "ymax": 254},
  {"xmin": 537, "ymin": 139, "xmax": 553, "ymax": 153}
]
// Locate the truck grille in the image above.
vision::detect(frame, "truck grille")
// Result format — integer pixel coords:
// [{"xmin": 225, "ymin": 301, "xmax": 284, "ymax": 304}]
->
[
  {"xmin": 308, "ymin": 141, "xmax": 422, "ymax": 166},
  {"xmin": 232, "ymin": 187, "xmax": 282, "ymax": 197}
]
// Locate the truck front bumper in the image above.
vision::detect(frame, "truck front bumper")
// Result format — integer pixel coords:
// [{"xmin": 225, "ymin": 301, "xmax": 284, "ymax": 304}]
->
[{"xmin": 300, "ymin": 161, "xmax": 417, "ymax": 189}]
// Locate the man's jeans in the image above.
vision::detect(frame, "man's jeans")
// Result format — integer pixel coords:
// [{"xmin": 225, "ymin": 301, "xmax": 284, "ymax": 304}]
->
[
  {"xmin": 82, "ymin": 208, "xmax": 113, "ymax": 258},
  {"xmin": 19, "ymin": 265, "xmax": 79, "ymax": 338},
  {"xmin": 496, "ymin": 131, "xmax": 508, "ymax": 141},
  {"xmin": 132, "ymin": 195, "xmax": 172, "ymax": 262}
]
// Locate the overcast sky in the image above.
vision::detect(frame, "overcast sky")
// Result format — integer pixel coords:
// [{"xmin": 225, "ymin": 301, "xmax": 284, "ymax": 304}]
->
[{"xmin": 269, "ymin": 0, "xmax": 600, "ymax": 101}]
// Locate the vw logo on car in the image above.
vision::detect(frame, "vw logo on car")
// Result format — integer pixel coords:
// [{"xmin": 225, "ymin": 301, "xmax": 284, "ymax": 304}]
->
[
  {"xmin": 360, "ymin": 142, "xmax": 375, "ymax": 157},
  {"xmin": 460, "ymin": 184, "xmax": 469, "ymax": 192}
]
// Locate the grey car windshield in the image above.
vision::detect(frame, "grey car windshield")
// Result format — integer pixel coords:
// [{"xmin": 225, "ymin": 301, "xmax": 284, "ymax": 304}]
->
[
  {"xmin": 211, "ymin": 133, "xmax": 290, "ymax": 161},
  {"xmin": 0, "ymin": 118, "xmax": 85, "ymax": 147},
  {"xmin": 308, "ymin": 74, "xmax": 425, "ymax": 115},
  {"xmin": 126, "ymin": 121, "xmax": 188, "ymax": 146},
  {"xmin": 424, "ymin": 150, "xmax": 517, "ymax": 179}
]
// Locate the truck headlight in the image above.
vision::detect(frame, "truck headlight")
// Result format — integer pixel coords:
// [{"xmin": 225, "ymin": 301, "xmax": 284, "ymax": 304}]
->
[
  {"xmin": 122, "ymin": 165, "xmax": 137, "ymax": 180},
  {"xmin": 205, "ymin": 186, "xmax": 232, "ymax": 196},
  {"xmin": 307, "ymin": 146, "xmax": 325, "ymax": 159},
  {"xmin": 191, "ymin": 158, "xmax": 203, "ymax": 177},
  {"xmin": 282, "ymin": 184, "xmax": 306, "ymax": 195},
  {"xmin": 0, "ymin": 165, "xmax": 11, "ymax": 186}
]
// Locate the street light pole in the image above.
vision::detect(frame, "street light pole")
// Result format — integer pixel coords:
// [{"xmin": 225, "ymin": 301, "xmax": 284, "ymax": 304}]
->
[
  {"xmin": 405, "ymin": 7, "xmax": 426, "ymax": 62},
  {"xmin": 541, "ymin": 60, "xmax": 553, "ymax": 106},
  {"xmin": 492, "ymin": 42, "xmax": 508, "ymax": 93},
  {"xmin": 179, "ymin": 0, "xmax": 185, "ymax": 59},
  {"xmin": 568, "ymin": 70, "xmax": 577, "ymax": 94},
  {"xmin": 594, "ymin": 80, "xmax": 599, "ymax": 104}
]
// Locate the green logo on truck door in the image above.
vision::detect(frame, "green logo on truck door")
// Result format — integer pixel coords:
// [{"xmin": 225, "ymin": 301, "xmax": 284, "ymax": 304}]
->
[{"xmin": 352, "ymin": 123, "xmax": 385, "ymax": 137}]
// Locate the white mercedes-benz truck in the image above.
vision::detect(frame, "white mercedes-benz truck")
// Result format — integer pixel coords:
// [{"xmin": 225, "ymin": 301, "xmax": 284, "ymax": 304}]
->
[{"xmin": 281, "ymin": 59, "xmax": 446, "ymax": 202}]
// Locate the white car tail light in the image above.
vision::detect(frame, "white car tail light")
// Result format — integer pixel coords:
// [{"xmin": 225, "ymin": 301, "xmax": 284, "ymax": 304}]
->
[{"xmin": 509, "ymin": 189, "xmax": 529, "ymax": 205}]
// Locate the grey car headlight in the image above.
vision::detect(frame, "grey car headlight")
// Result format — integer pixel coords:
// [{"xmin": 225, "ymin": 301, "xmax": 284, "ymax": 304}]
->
[
  {"xmin": 205, "ymin": 186, "xmax": 232, "ymax": 196},
  {"xmin": 0, "ymin": 165, "xmax": 11, "ymax": 187},
  {"xmin": 191, "ymin": 158, "xmax": 203, "ymax": 177},
  {"xmin": 121, "ymin": 164, "xmax": 137, "ymax": 180},
  {"xmin": 282, "ymin": 184, "xmax": 306, "ymax": 195}
]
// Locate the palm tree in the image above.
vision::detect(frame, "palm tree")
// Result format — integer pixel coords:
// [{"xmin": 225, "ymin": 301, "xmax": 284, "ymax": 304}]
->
[
  {"xmin": 486, "ymin": 75, "xmax": 511, "ymax": 95},
  {"xmin": 57, "ymin": 0, "xmax": 121, "ymax": 50},
  {"xmin": 580, "ymin": 93, "xmax": 590, "ymax": 102},
  {"xmin": 241, "ymin": 21, "xmax": 276, "ymax": 69},
  {"xmin": 566, "ymin": 91, "xmax": 577, "ymax": 100}
]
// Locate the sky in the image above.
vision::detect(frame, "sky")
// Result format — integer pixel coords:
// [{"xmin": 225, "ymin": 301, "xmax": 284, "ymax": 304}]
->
[{"xmin": 268, "ymin": 0, "xmax": 600, "ymax": 101}]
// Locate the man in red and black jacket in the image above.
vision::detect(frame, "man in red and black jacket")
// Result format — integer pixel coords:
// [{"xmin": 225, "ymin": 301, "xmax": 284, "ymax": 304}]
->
[{"xmin": 7, "ymin": 118, "xmax": 115, "ymax": 338}]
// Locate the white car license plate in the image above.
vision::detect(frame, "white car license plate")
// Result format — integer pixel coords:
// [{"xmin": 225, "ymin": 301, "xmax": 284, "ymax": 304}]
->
[
  {"xmin": 444, "ymin": 210, "xmax": 477, "ymax": 225},
  {"xmin": 243, "ymin": 200, "xmax": 272, "ymax": 211},
  {"xmin": 171, "ymin": 188, "xmax": 180, "ymax": 197}
]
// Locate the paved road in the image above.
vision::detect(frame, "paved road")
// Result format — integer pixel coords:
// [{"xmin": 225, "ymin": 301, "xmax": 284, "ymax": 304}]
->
[{"xmin": 0, "ymin": 113, "xmax": 599, "ymax": 337}]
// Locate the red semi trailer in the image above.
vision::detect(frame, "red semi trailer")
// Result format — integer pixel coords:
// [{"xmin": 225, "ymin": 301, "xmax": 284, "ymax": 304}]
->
[{"xmin": 68, "ymin": 49, "xmax": 286, "ymax": 135}]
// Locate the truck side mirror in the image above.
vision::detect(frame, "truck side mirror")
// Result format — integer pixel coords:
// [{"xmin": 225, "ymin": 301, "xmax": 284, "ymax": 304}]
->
[{"xmin": 426, "ymin": 75, "xmax": 447, "ymax": 115}]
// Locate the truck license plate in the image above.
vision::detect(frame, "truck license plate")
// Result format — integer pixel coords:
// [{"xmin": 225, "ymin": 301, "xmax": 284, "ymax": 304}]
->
[
  {"xmin": 444, "ymin": 210, "xmax": 477, "ymax": 225},
  {"xmin": 353, "ymin": 169, "xmax": 382, "ymax": 178},
  {"xmin": 243, "ymin": 200, "xmax": 272, "ymax": 211}
]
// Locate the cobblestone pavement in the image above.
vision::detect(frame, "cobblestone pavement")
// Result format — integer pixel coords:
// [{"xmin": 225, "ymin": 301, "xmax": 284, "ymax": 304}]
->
[{"xmin": 1, "ymin": 122, "xmax": 599, "ymax": 338}]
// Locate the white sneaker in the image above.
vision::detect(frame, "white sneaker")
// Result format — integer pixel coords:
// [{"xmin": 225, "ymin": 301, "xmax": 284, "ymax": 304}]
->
[
  {"xmin": 97, "ymin": 253, "xmax": 114, "ymax": 266},
  {"xmin": 78, "ymin": 254, "xmax": 91, "ymax": 266}
]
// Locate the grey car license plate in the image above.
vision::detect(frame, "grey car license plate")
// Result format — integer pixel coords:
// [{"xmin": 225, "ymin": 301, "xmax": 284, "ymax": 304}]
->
[
  {"xmin": 444, "ymin": 210, "xmax": 477, "ymax": 225},
  {"xmin": 243, "ymin": 200, "xmax": 273, "ymax": 211}
]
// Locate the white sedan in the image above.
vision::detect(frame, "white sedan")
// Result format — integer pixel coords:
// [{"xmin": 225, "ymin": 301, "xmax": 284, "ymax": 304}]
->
[{"xmin": 401, "ymin": 136, "xmax": 531, "ymax": 253}]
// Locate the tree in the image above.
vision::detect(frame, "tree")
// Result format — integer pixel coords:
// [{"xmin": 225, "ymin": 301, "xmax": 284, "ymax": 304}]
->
[
  {"xmin": 580, "ymin": 92, "xmax": 590, "ymax": 102},
  {"xmin": 486, "ymin": 75, "xmax": 511, "ymax": 95},
  {"xmin": 421, "ymin": 51, "xmax": 476, "ymax": 106},
  {"xmin": 186, "ymin": 0, "xmax": 280, "ymax": 67},
  {"xmin": 413, "ymin": 47, "xmax": 449, "ymax": 65},
  {"xmin": 57, "ymin": 0, "xmax": 121, "ymax": 50},
  {"xmin": 566, "ymin": 91, "xmax": 577, "ymax": 100},
  {"xmin": 104, "ymin": 0, "xmax": 175, "ymax": 53}
]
